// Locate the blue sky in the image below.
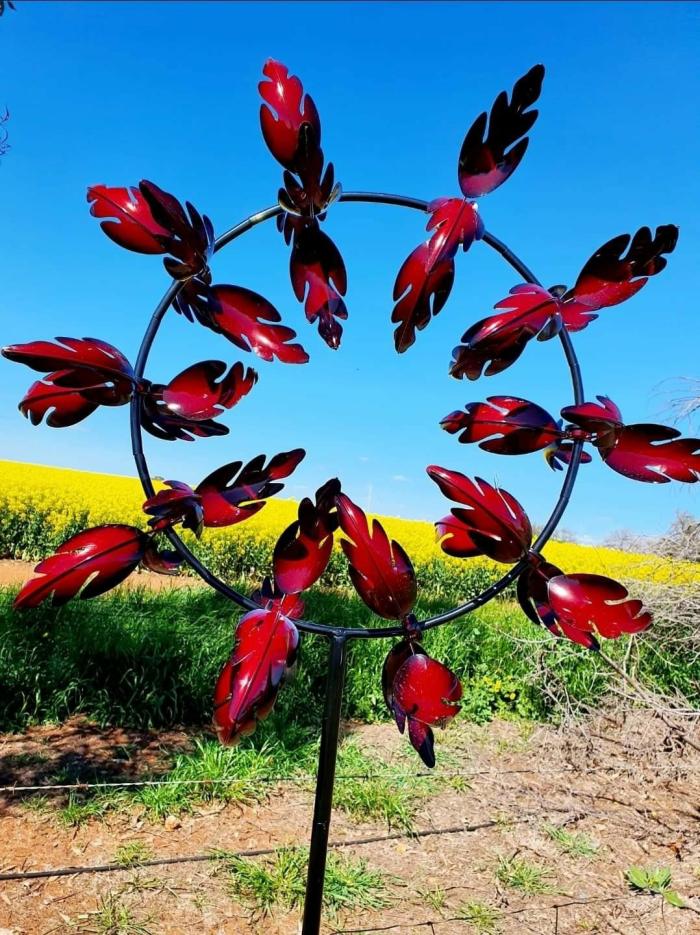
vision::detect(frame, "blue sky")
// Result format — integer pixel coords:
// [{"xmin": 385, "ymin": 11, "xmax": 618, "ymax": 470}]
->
[{"xmin": 1, "ymin": 1, "xmax": 698, "ymax": 541}]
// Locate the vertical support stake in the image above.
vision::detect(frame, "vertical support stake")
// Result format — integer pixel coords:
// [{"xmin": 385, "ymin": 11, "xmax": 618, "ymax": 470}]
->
[{"xmin": 301, "ymin": 634, "xmax": 349, "ymax": 935}]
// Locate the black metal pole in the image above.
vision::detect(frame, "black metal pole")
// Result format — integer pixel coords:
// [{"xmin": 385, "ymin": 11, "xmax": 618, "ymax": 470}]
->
[{"xmin": 302, "ymin": 634, "xmax": 349, "ymax": 935}]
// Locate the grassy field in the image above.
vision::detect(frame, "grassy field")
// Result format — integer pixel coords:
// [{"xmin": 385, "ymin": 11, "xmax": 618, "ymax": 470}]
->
[{"xmin": 0, "ymin": 459, "xmax": 698, "ymax": 738}]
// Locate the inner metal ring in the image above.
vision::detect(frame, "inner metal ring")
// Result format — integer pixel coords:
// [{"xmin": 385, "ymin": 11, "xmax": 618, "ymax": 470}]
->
[{"xmin": 129, "ymin": 191, "xmax": 585, "ymax": 639}]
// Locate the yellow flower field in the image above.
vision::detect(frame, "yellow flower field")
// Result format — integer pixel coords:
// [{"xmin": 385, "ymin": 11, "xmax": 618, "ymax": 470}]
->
[{"xmin": 0, "ymin": 459, "xmax": 696, "ymax": 587}]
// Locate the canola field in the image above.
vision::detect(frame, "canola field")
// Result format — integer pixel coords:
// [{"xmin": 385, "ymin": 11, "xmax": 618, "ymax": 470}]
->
[{"xmin": 1, "ymin": 460, "xmax": 696, "ymax": 591}]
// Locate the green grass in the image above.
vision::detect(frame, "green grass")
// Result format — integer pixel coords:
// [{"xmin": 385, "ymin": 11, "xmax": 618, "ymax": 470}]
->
[
  {"xmin": 76, "ymin": 893, "xmax": 153, "ymax": 935},
  {"xmin": 544, "ymin": 824, "xmax": 600, "ymax": 858},
  {"xmin": 113, "ymin": 842, "xmax": 154, "ymax": 868},
  {"xmin": 0, "ymin": 582, "xmax": 641, "ymax": 736},
  {"xmin": 456, "ymin": 900, "xmax": 502, "ymax": 933},
  {"xmin": 218, "ymin": 846, "xmax": 389, "ymax": 918},
  {"xmin": 495, "ymin": 854, "xmax": 556, "ymax": 895}
]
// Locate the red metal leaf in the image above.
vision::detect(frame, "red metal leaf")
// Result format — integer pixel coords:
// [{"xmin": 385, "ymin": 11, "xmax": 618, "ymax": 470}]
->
[
  {"xmin": 162, "ymin": 360, "xmax": 257, "ymax": 421},
  {"xmin": 544, "ymin": 441, "xmax": 593, "ymax": 472},
  {"xmin": 441, "ymin": 396, "xmax": 561, "ymax": 455},
  {"xmin": 289, "ymin": 222, "xmax": 347, "ymax": 350},
  {"xmin": 516, "ymin": 559, "xmax": 599, "ymax": 650},
  {"xmin": 139, "ymin": 180, "xmax": 215, "ymax": 281},
  {"xmin": 142, "ymin": 481, "xmax": 203, "ymax": 536},
  {"xmin": 213, "ymin": 606, "xmax": 299, "ymax": 746},
  {"xmin": 207, "ymin": 285, "xmax": 309, "ymax": 365},
  {"xmin": 392, "ymin": 198, "xmax": 484, "ymax": 353},
  {"xmin": 562, "ymin": 225, "xmax": 679, "ymax": 323},
  {"xmin": 141, "ymin": 541, "xmax": 184, "ymax": 576},
  {"xmin": 450, "ymin": 284, "xmax": 561, "ymax": 380},
  {"xmin": 381, "ymin": 639, "xmax": 427, "ymax": 724},
  {"xmin": 548, "ymin": 573, "xmax": 652, "ymax": 641},
  {"xmin": 392, "ymin": 653, "xmax": 462, "ymax": 767},
  {"xmin": 196, "ymin": 449, "xmax": 306, "ymax": 528},
  {"xmin": 13, "ymin": 525, "xmax": 148, "ymax": 609},
  {"xmin": 561, "ymin": 396, "xmax": 623, "ymax": 448},
  {"xmin": 427, "ymin": 466, "xmax": 532, "ymax": 563},
  {"xmin": 139, "ymin": 389, "xmax": 230, "ymax": 442},
  {"xmin": 259, "ymin": 59, "xmax": 321, "ymax": 172},
  {"xmin": 600, "ymin": 424, "xmax": 700, "ymax": 484},
  {"xmin": 458, "ymin": 65, "xmax": 544, "ymax": 198},
  {"xmin": 273, "ymin": 479, "xmax": 341, "ymax": 595},
  {"xmin": 252, "ymin": 577, "xmax": 305, "ymax": 620},
  {"xmin": 336, "ymin": 493, "xmax": 417, "ymax": 619},
  {"xmin": 18, "ymin": 370, "xmax": 124, "ymax": 428},
  {"xmin": 2, "ymin": 336, "xmax": 135, "ymax": 392},
  {"xmin": 87, "ymin": 184, "xmax": 170, "ymax": 254}
]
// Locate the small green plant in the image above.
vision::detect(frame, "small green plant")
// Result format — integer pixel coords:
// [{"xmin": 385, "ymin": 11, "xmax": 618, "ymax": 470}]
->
[
  {"xmin": 113, "ymin": 841, "xmax": 154, "ymax": 868},
  {"xmin": 218, "ymin": 846, "xmax": 388, "ymax": 918},
  {"xmin": 496, "ymin": 854, "xmax": 556, "ymax": 895},
  {"xmin": 625, "ymin": 865, "xmax": 685, "ymax": 907},
  {"xmin": 57, "ymin": 789, "xmax": 126, "ymax": 827},
  {"xmin": 544, "ymin": 824, "xmax": 599, "ymax": 858},
  {"xmin": 81, "ymin": 893, "xmax": 153, "ymax": 935},
  {"xmin": 332, "ymin": 742, "xmax": 428, "ymax": 830},
  {"xmin": 457, "ymin": 900, "xmax": 502, "ymax": 933},
  {"xmin": 418, "ymin": 884, "xmax": 448, "ymax": 912}
]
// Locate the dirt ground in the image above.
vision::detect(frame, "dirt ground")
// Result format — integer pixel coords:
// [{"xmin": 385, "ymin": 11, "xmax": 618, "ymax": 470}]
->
[
  {"xmin": 0, "ymin": 712, "xmax": 698, "ymax": 935},
  {"xmin": 0, "ymin": 560, "xmax": 205, "ymax": 593}
]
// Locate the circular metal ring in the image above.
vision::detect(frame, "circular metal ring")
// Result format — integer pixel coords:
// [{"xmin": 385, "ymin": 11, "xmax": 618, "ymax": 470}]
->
[{"xmin": 129, "ymin": 192, "xmax": 585, "ymax": 639}]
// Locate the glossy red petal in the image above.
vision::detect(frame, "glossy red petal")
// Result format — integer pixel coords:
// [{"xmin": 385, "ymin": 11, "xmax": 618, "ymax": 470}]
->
[
  {"xmin": 393, "ymin": 654, "xmax": 462, "ymax": 726},
  {"xmin": 564, "ymin": 225, "xmax": 679, "ymax": 316},
  {"xmin": 517, "ymin": 560, "xmax": 599, "ymax": 650},
  {"xmin": 212, "ymin": 606, "xmax": 299, "ymax": 746},
  {"xmin": 336, "ymin": 493, "xmax": 417, "ymax": 619},
  {"xmin": 19, "ymin": 371, "xmax": 107, "ymax": 428},
  {"xmin": 259, "ymin": 59, "xmax": 321, "ymax": 172},
  {"xmin": 450, "ymin": 284, "xmax": 561, "ymax": 380},
  {"xmin": 208, "ymin": 285, "xmax": 309, "ymax": 365},
  {"xmin": 381, "ymin": 640, "xmax": 427, "ymax": 724},
  {"xmin": 427, "ymin": 467, "xmax": 532, "ymax": 563},
  {"xmin": 87, "ymin": 185, "xmax": 169, "ymax": 254},
  {"xmin": 139, "ymin": 386, "xmax": 229, "ymax": 442},
  {"xmin": 561, "ymin": 396, "xmax": 623, "ymax": 448},
  {"xmin": 162, "ymin": 360, "xmax": 257, "ymax": 421},
  {"xmin": 141, "ymin": 541, "xmax": 184, "ymax": 576},
  {"xmin": 13, "ymin": 525, "xmax": 148, "ymax": 609},
  {"xmin": 1, "ymin": 336, "xmax": 135, "ymax": 388},
  {"xmin": 139, "ymin": 180, "xmax": 214, "ymax": 281},
  {"xmin": 544, "ymin": 441, "xmax": 593, "ymax": 472},
  {"xmin": 196, "ymin": 450, "xmax": 305, "ymax": 528},
  {"xmin": 142, "ymin": 481, "xmax": 203, "ymax": 536},
  {"xmin": 435, "ymin": 513, "xmax": 485, "ymax": 559},
  {"xmin": 252, "ymin": 577, "xmax": 305, "ymax": 620},
  {"xmin": 600, "ymin": 424, "xmax": 700, "ymax": 484},
  {"xmin": 289, "ymin": 222, "xmax": 347, "ymax": 349},
  {"xmin": 392, "ymin": 198, "xmax": 483, "ymax": 353},
  {"xmin": 273, "ymin": 479, "xmax": 341, "ymax": 594},
  {"xmin": 441, "ymin": 396, "xmax": 561, "ymax": 455},
  {"xmin": 458, "ymin": 65, "xmax": 544, "ymax": 198},
  {"xmin": 547, "ymin": 573, "xmax": 652, "ymax": 640}
]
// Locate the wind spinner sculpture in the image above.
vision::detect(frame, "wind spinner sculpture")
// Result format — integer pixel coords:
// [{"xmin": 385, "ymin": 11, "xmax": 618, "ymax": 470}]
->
[{"xmin": 3, "ymin": 61, "xmax": 698, "ymax": 932}]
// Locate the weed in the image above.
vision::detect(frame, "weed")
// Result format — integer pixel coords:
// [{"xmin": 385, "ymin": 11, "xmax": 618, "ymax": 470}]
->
[
  {"xmin": 625, "ymin": 865, "xmax": 685, "ymax": 907},
  {"xmin": 113, "ymin": 842, "xmax": 154, "ymax": 868},
  {"xmin": 456, "ymin": 900, "xmax": 502, "ymax": 933},
  {"xmin": 218, "ymin": 846, "xmax": 388, "ymax": 918},
  {"xmin": 495, "ymin": 854, "xmax": 556, "ymax": 895},
  {"xmin": 79, "ymin": 893, "xmax": 152, "ymax": 934},
  {"xmin": 333, "ymin": 742, "xmax": 427, "ymax": 830},
  {"xmin": 544, "ymin": 824, "xmax": 600, "ymax": 858},
  {"xmin": 418, "ymin": 885, "xmax": 448, "ymax": 912}
]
